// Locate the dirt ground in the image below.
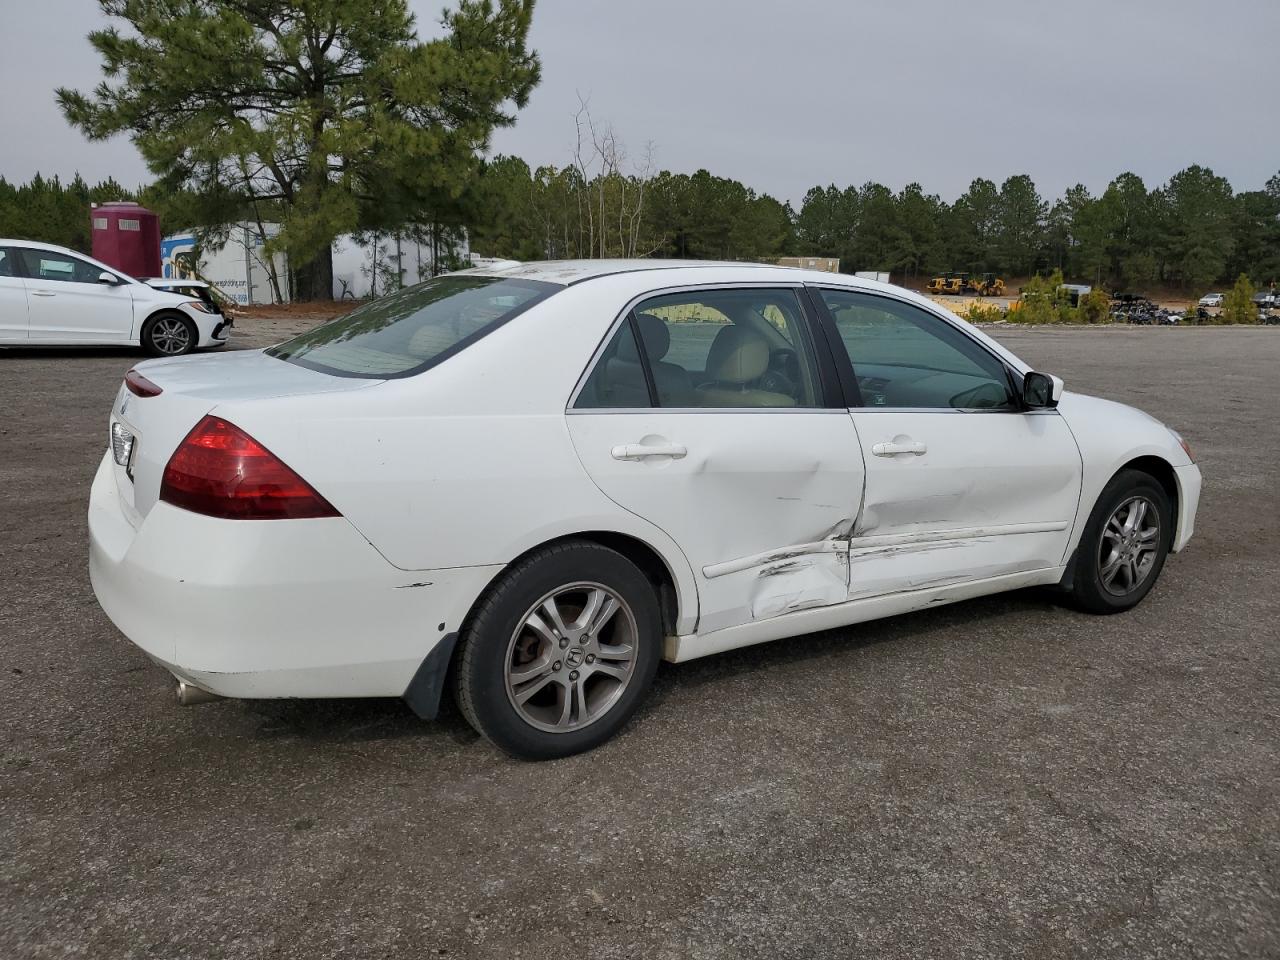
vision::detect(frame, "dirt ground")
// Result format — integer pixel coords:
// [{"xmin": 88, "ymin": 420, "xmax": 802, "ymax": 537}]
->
[{"xmin": 2, "ymin": 323, "xmax": 1278, "ymax": 959}]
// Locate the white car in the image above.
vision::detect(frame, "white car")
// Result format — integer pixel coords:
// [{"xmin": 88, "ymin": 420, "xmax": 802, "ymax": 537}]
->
[
  {"xmin": 89, "ymin": 261, "xmax": 1201, "ymax": 758},
  {"xmin": 0, "ymin": 240, "xmax": 228, "ymax": 355},
  {"xmin": 1198, "ymin": 293, "xmax": 1223, "ymax": 308}
]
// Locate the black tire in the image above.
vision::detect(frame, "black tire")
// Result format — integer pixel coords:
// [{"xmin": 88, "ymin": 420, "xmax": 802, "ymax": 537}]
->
[
  {"xmin": 141, "ymin": 312, "xmax": 198, "ymax": 357},
  {"xmin": 1068, "ymin": 468, "xmax": 1173, "ymax": 615},
  {"xmin": 453, "ymin": 540, "xmax": 662, "ymax": 760}
]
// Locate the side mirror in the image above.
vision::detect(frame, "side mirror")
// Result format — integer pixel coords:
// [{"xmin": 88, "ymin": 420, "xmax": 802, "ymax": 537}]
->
[
  {"xmin": 97, "ymin": 271, "xmax": 120, "ymax": 285},
  {"xmin": 1023, "ymin": 371, "xmax": 1063, "ymax": 409}
]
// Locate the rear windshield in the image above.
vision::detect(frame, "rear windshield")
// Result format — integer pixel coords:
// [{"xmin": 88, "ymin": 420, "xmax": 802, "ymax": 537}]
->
[{"xmin": 267, "ymin": 276, "xmax": 557, "ymax": 378}]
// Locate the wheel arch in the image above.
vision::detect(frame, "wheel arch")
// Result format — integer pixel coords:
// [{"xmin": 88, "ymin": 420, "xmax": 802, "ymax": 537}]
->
[
  {"xmin": 1116, "ymin": 454, "xmax": 1179, "ymax": 532},
  {"xmin": 482, "ymin": 531, "xmax": 687, "ymax": 640},
  {"xmin": 408, "ymin": 529, "xmax": 693, "ymax": 723},
  {"xmin": 139, "ymin": 307, "xmax": 195, "ymax": 348}
]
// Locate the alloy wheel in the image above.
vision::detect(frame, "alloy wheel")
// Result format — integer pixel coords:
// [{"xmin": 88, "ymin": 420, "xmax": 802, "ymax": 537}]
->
[
  {"xmin": 1098, "ymin": 495, "xmax": 1161, "ymax": 596},
  {"xmin": 503, "ymin": 582, "xmax": 638, "ymax": 733},
  {"xmin": 151, "ymin": 317, "xmax": 192, "ymax": 355}
]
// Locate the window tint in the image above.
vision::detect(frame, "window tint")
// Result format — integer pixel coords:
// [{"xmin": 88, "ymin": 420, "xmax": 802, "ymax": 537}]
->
[
  {"xmin": 18, "ymin": 249, "xmax": 105, "ymax": 284},
  {"xmin": 576, "ymin": 289, "xmax": 822, "ymax": 409},
  {"xmin": 577, "ymin": 319, "xmax": 651, "ymax": 408},
  {"xmin": 820, "ymin": 289, "xmax": 1015, "ymax": 410},
  {"xmin": 268, "ymin": 276, "xmax": 556, "ymax": 378}
]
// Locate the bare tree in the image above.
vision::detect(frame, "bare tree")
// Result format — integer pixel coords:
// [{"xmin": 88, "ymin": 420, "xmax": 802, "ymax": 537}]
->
[{"xmin": 569, "ymin": 95, "xmax": 658, "ymax": 259}]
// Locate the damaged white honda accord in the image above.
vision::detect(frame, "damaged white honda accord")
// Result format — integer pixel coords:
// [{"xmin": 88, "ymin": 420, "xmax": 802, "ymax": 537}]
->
[{"xmin": 89, "ymin": 261, "xmax": 1201, "ymax": 758}]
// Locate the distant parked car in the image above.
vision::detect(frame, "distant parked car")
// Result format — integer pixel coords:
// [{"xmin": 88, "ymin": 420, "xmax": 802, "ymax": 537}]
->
[
  {"xmin": 1198, "ymin": 293, "xmax": 1223, "ymax": 308},
  {"xmin": 0, "ymin": 240, "xmax": 229, "ymax": 355},
  {"xmin": 1253, "ymin": 291, "xmax": 1276, "ymax": 307}
]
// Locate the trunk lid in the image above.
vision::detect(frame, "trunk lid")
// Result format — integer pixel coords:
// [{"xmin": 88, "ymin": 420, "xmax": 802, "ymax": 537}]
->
[{"xmin": 109, "ymin": 350, "xmax": 381, "ymax": 522}]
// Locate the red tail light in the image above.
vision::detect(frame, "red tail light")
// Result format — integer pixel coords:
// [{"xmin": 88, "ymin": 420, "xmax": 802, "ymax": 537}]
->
[
  {"xmin": 160, "ymin": 416, "xmax": 340, "ymax": 520},
  {"xmin": 125, "ymin": 369, "xmax": 163, "ymax": 397}
]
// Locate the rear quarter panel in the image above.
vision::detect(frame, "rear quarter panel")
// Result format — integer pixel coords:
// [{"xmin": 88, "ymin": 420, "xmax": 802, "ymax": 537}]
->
[{"xmin": 213, "ymin": 279, "xmax": 705, "ymax": 633}]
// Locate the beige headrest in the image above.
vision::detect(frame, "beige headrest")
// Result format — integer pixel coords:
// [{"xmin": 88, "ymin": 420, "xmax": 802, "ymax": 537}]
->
[{"xmin": 705, "ymin": 324, "xmax": 769, "ymax": 384}]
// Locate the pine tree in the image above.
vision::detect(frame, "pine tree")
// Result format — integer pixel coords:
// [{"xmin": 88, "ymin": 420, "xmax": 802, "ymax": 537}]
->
[{"xmin": 59, "ymin": 0, "xmax": 539, "ymax": 300}]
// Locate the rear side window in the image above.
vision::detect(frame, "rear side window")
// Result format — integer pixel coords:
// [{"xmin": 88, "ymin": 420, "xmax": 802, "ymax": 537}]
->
[
  {"xmin": 268, "ymin": 276, "xmax": 557, "ymax": 378},
  {"xmin": 575, "ymin": 288, "xmax": 823, "ymax": 409}
]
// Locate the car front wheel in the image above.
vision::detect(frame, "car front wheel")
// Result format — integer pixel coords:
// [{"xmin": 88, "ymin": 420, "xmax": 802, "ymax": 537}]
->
[
  {"xmin": 1069, "ymin": 469, "xmax": 1173, "ymax": 614},
  {"xmin": 142, "ymin": 312, "xmax": 197, "ymax": 357},
  {"xmin": 453, "ymin": 540, "xmax": 662, "ymax": 759}
]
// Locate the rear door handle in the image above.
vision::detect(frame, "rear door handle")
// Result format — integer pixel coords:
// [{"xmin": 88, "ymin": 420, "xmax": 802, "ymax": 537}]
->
[
  {"xmin": 611, "ymin": 443, "xmax": 687, "ymax": 461},
  {"xmin": 31, "ymin": 290, "xmax": 56, "ymax": 297},
  {"xmin": 872, "ymin": 438, "xmax": 927, "ymax": 457}
]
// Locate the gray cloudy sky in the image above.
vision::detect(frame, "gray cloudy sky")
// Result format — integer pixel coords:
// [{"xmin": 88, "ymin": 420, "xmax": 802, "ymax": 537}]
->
[{"xmin": 2, "ymin": 0, "xmax": 1277, "ymax": 205}]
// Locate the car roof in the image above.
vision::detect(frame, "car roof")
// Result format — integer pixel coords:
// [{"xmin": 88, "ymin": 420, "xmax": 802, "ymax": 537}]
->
[
  {"xmin": 453, "ymin": 258, "xmax": 890, "ymax": 290},
  {"xmin": 0, "ymin": 238, "xmax": 80, "ymax": 255}
]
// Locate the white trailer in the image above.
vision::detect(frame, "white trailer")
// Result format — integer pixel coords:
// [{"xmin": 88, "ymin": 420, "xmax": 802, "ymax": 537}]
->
[{"xmin": 161, "ymin": 224, "xmax": 289, "ymax": 306}]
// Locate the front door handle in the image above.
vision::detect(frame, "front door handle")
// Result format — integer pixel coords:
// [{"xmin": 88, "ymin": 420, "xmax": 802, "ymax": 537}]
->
[
  {"xmin": 30, "ymin": 290, "xmax": 56, "ymax": 297},
  {"xmin": 872, "ymin": 438, "xmax": 927, "ymax": 457},
  {"xmin": 611, "ymin": 443, "xmax": 687, "ymax": 461}
]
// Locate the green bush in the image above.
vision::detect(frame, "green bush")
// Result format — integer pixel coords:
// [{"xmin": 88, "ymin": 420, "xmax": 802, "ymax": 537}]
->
[
  {"xmin": 957, "ymin": 302, "xmax": 1005, "ymax": 324},
  {"xmin": 1220, "ymin": 274, "xmax": 1258, "ymax": 325},
  {"xmin": 1077, "ymin": 287, "xmax": 1112, "ymax": 324},
  {"xmin": 1011, "ymin": 270, "xmax": 1073, "ymax": 323}
]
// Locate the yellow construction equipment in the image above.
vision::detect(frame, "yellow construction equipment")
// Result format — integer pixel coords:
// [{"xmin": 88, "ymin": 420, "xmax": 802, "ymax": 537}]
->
[
  {"xmin": 965, "ymin": 273, "xmax": 1007, "ymax": 297},
  {"xmin": 927, "ymin": 273, "xmax": 967, "ymax": 295}
]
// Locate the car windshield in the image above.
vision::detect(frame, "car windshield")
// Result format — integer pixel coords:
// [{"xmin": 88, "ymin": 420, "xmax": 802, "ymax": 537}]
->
[{"xmin": 267, "ymin": 276, "xmax": 557, "ymax": 378}]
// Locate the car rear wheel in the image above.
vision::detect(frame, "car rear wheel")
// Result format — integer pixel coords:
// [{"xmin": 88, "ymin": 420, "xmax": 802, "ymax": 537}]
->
[
  {"xmin": 142, "ymin": 312, "xmax": 197, "ymax": 357},
  {"xmin": 1068, "ymin": 469, "xmax": 1173, "ymax": 614},
  {"xmin": 453, "ymin": 540, "xmax": 661, "ymax": 759}
]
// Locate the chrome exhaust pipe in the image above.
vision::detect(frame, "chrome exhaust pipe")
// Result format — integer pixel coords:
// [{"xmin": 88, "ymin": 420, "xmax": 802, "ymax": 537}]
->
[{"xmin": 175, "ymin": 680, "xmax": 224, "ymax": 706}]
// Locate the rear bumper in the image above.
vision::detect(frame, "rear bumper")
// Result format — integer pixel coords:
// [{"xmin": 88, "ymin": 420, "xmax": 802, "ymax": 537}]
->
[
  {"xmin": 87, "ymin": 452, "xmax": 499, "ymax": 699},
  {"xmin": 1172, "ymin": 462, "xmax": 1201, "ymax": 552}
]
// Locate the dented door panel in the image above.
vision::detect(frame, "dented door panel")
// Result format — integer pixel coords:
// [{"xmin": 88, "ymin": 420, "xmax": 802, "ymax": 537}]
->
[
  {"xmin": 566, "ymin": 411, "xmax": 866, "ymax": 634},
  {"xmin": 846, "ymin": 410, "xmax": 1082, "ymax": 597}
]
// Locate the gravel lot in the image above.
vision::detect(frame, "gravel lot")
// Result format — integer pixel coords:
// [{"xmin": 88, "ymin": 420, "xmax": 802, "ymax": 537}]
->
[{"xmin": 2, "ymin": 321, "xmax": 1277, "ymax": 959}]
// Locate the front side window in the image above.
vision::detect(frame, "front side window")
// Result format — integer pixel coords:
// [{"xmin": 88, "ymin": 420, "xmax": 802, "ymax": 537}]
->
[
  {"xmin": 576, "ymin": 288, "xmax": 822, "ymax": 409},
  {"xmin": 0, "ymin": 248, "xmax": 14, "ymax": 278},
  {"xmin": 18, "ymin": 249, "xmax": 104, "ymax": 284},
  {"xmin": 268, "ymin": 276, "xmax": 556, "ymax": 378},
  {"xmin": 819, "ymin": 289, "xmax": 1015, "ymax": 410}
]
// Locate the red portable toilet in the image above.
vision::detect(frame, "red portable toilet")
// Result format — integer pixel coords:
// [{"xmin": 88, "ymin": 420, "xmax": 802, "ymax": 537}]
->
[{"xmin": 91, "ymin": 201, "xmax": 162, "ymax": 279}]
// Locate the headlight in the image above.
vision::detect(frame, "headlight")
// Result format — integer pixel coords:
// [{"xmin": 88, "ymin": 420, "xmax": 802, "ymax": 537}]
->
[{"xmin": 184, "ymin": 300, "xmax": 217, "ymax": 314}]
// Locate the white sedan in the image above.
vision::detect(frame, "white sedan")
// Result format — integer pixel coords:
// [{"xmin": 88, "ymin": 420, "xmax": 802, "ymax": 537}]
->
[
  {"xmin": 0, "ymin": 239, "xmax": 228, "ymax": 355},
  {"xmin": 89, "ymin": 261, "xmax": 1201, "ymax": 758}
]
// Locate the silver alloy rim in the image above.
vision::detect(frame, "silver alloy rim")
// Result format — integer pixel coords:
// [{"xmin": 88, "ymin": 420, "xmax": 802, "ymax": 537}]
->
[
  {"xmin": 152, "ymin": 317, "xmax": 191, "ymax": 355},
  {"xmin": 503, "ymin": 581, "xmax": 638, "ymax": 733},
  {"xmin": 1099, "ymin": 495, "xmax": 1161, "ymax": 596}
]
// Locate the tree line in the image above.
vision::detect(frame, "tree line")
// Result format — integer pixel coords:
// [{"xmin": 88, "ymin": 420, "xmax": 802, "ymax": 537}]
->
[
  {"xmin": 0, "ymin": 173, "xmax": 136, "ymax": 252},
  {"xmin": 472, "ymin": 160, "xmax": 1280, "ymax": 292},
  {"xmin": 6, "ymin": 160, "xmax": 1277, "ymax": 299}
]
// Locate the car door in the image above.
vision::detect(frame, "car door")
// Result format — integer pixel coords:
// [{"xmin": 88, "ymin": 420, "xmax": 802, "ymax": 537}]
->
[
  {"xmin": 0, "ymin": 247, "xmax": 28, "ymax": 340},
  {"xmin": 811, "ymin": 286, "xmax": 1082, "ymax": 600},
  {"xmin": 16, "ymin": 247, "xmax": 136, "ymax": 341},
  {"xmin": 566, "ymin": 285, "xmax": 866, "ymax": 635}
]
